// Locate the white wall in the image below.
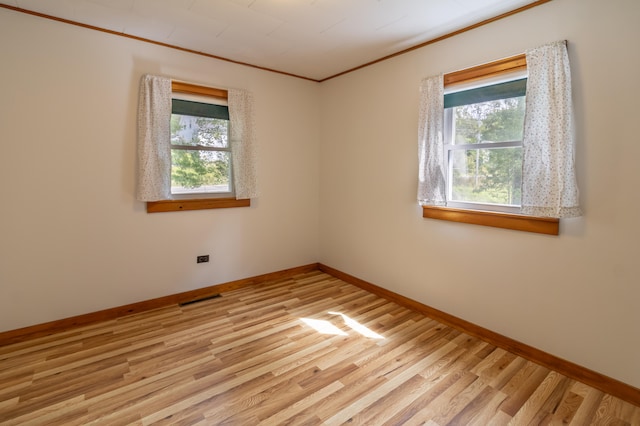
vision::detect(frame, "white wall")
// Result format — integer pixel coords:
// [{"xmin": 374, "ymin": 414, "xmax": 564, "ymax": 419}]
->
[
  {"xmin": 319, "ymin": 0, "xmax": 640, "ymax": 388},
  {"xmin": 0, "ymin": 9, "xmax": 320, "ymax": 332}
]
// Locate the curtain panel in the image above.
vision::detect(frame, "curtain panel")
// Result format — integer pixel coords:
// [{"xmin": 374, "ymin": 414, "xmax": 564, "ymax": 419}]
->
[
  {"xmin": 136, "ymin": 74, "xmax": 172, "ymax": 202},
  {"xmin": 229, "ymin": 89, "xmax": 258, "ymax": 199},
  {"xmin": 417, "ymin": 74, "xmax": 446, "ymax": 206},
  {"xmin": 521, "ymin": 40, "xmax": 581, "ymax": 218}
]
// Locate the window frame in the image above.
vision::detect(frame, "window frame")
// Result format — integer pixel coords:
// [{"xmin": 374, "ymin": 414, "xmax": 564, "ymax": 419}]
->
[
  {"xmin": 422, "ymin": 54, "xmax": 559, "ymax": 235},
  {"xmin": 170, "ymin": 97, "xmax": 234, "ymax": 200},
  {"xmin": 443, "ymin": 77, "xmax": 526, "ymax": 214},
  {"xmin": 146, "ymin": 81, "xmax": 250, "ymax": 213}
]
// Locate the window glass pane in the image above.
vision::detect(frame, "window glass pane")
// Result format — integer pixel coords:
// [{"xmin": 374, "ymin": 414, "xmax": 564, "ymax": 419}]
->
[
  {"xmin": 450, "ymin": 147, "xmax": 522, "ymax": 206},
  {"xmin": 171, "ymin": 150, "xmax": 231, "ymax": 194},
  {"xmin": 450, "ymin": 96, "xmax": 525, "ymax": 145},
  {"xmin": 171, "ymin": 114, "xmax": 229, "ymax": 148}
]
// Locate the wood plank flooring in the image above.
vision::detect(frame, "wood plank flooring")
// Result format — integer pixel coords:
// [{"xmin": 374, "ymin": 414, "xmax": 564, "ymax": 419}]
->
[{"xmin": 1, "ymin": 270, "xmax": 638, "ymax": 425}]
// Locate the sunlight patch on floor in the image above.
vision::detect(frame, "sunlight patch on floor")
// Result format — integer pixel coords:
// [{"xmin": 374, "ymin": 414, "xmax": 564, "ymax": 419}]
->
[
  {"xmin": 300, "ymin": 318, "xmax": 348, "ymax": 336},
  {"xmin": 329, "ymin": 312, "xmax": 384, "ymax": 339},
  {"xmin": 300, "ymin": 312, "xmax": 385, "ymax": 340}
]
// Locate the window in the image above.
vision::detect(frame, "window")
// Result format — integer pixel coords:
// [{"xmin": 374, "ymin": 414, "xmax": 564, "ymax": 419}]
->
[
  {"xmin": 418, "ymin": 42, "xmax": 581, "ymax": 234},
  {"xmin": 137, "ymin": 76, "xmax": 256, "ymax": 213},
  {"xmin": 444, "ymin": 77, "xmax": 527, "ymax": 214},
  {"xmin": 170, "ymin": 97, "xmax": 232, "ymax": 197}
]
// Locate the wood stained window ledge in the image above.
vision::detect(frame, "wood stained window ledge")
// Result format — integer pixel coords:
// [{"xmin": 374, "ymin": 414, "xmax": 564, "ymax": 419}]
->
[
  {"xmin": 422, "ymin": 206, "xmax": 559, "ymax": 235},
  {"xmin": 147, "ymin": 198, "xmax": 250, "ymax": 213}
]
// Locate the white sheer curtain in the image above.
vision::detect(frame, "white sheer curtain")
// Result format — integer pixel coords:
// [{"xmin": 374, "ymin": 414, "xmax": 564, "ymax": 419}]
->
[
  {"xmin": 229, "ymin": 89, "xmax": 258, "ymax": 199},
  {"xmin": 136, "ymin": 74, "xmax": 172, "ymax": 202},
  {"xmin": 521, "ymin": 40, "xmax": 581, "ymax": 218},
  {"xmin": 417, "ymin": 74, "xmax": 446, "ymax": 206}
]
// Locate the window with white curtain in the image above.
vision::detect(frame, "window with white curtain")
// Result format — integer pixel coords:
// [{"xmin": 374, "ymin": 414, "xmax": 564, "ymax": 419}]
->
[
  {"xmin": 137, "ymin": 76, "xmax": 257, "ymax": 212},
  {"xmin": 418, "ymin": 41, "xmax": 581, "ymax": 234}
]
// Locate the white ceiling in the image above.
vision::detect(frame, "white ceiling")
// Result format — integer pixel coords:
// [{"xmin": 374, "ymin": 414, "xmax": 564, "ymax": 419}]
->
[{"xmin": 1, "ymin": 0, "xmax": 544, "ymax": 81}]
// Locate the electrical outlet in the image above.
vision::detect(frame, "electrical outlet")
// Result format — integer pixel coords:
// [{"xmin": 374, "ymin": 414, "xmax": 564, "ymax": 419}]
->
[{"xmin": 196, "ymin": 255, "xmax": 209, "ymax": 263}]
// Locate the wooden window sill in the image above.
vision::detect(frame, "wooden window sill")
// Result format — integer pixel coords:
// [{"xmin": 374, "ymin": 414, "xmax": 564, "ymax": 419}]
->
[
  {"xmin": 147, "ymin": 198, "xmax": 250, "ymax": 213},
  {"xmin": 422, "ymin": 206, "xmax": 559, "ymax": 235}
]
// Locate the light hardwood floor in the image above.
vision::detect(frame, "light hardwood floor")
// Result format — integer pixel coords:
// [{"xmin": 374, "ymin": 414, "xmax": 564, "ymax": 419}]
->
[{"xmin": 1, "ymin": 270, "xmax": 638, "ymax": 425}]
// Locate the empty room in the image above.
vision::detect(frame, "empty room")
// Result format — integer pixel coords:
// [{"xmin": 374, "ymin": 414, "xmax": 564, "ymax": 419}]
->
[{"xmin": 1, "ymin": 0, "xmax": 639, "ymax": 424}]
